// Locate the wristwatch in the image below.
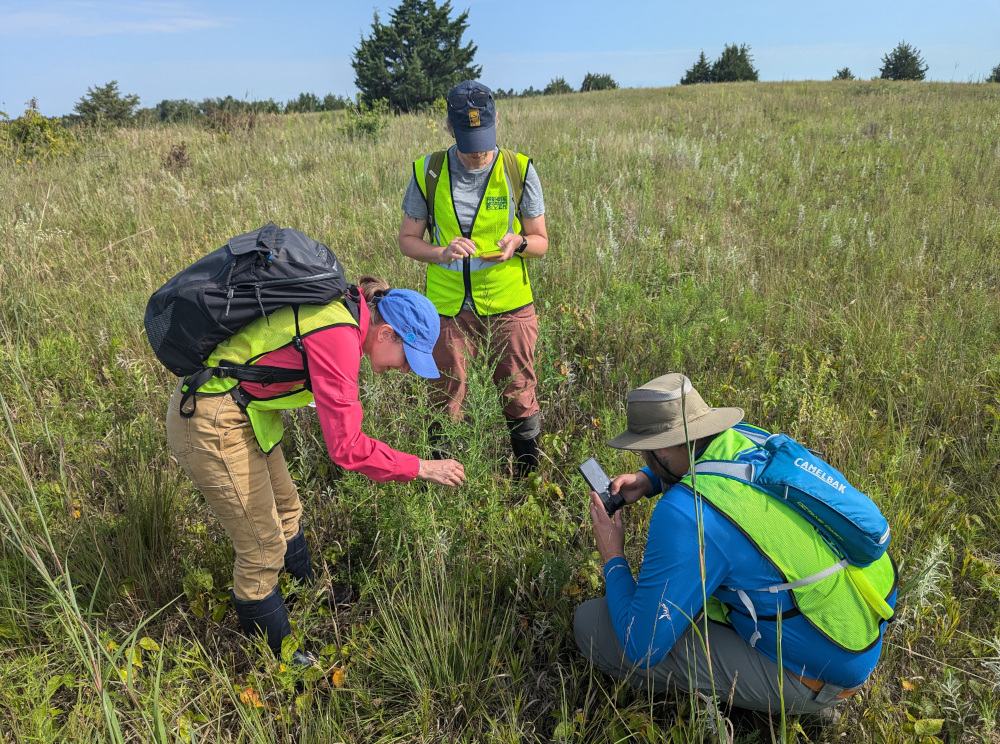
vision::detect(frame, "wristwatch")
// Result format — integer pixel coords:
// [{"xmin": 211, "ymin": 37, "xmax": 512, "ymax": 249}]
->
[{"xmin": 515, "ymin": 235, "xmax": 528, "ymax": 254}]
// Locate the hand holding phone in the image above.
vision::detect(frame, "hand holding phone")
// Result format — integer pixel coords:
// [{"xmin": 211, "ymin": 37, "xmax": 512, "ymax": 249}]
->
[{"xmin": 578, "ymin": 457, "xmax": 626, "ymax": 517}]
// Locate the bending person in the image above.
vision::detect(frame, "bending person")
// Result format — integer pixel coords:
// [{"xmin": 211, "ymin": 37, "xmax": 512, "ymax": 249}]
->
[{"xmin": 166, "ymin": 274, "xmax": 465, "ymax": 663}]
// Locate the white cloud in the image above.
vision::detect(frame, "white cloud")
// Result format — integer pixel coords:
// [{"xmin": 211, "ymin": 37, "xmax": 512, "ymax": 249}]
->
[{"xmin": 0, "ymin": 1, "xmax": 228, "ymax": 36}]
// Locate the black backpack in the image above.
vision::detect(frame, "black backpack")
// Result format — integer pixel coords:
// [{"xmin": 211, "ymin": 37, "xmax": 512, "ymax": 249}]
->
[{"xmin": 145, "ymin": 222, "xmax": 352, "ymax": 384}]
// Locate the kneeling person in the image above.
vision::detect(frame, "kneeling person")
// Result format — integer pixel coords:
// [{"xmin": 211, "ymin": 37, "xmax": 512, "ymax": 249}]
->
[{"xmin": 575, "ymin": 373, "xmax": 896, "ymax": 715}]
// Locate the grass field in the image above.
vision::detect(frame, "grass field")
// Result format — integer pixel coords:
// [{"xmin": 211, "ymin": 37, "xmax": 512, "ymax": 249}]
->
[{"xmin": 1, "ymin": 80, "xmax": 999, "ymax": 743}]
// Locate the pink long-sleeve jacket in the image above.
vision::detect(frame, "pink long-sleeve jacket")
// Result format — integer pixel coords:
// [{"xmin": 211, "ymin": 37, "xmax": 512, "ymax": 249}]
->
[{"xmin": 236, "ymin": 296, "xmax": 420, "ymax": 482}]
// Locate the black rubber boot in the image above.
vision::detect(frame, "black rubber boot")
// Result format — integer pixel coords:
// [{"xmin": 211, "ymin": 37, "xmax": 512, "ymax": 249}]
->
[
  {"xmin": 283, "ymin": 527, "xmax": 315, "ymax": 584},
  {"xmin": 231, "ymin": 586, "xmax": 292, "ymax": 655},
  {"xmin": 506, "ymin": 414, "xmax": 541, "ymax": 478},
  {"xmin": 284, "ymin": 527, "xmax": 354, "ymax": 610},
  {"xmin": 231, "ymin": 586, "xmax": 316, "ymax": 666}
]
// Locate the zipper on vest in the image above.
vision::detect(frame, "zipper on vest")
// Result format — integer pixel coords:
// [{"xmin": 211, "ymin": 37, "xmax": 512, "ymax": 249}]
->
[{"xmin": 463, "ymin": 257, "xmax": 473, "ymax": 312}]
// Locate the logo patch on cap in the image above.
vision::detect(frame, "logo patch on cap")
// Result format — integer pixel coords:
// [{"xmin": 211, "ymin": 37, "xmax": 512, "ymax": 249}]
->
[{"xmin": 469, "ymin": 109, "xmax": 481, "ymax": 127}]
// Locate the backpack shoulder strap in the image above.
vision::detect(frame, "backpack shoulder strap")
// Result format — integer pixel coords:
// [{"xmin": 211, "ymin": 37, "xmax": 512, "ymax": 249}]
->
[
  {"xmin": 499, "ymin": 148, "xmax": 525, "ymax": 220},
  {"xmin": 343, "ymin": 284, "xmax": 362, "ymax": 323},
  {"xmin": 694, "ymin": 461, "xmax": 756, "ymax": 482},
  {"xmin": 423, "ymin": 150, "xmax": 447, "ymax": 230}
]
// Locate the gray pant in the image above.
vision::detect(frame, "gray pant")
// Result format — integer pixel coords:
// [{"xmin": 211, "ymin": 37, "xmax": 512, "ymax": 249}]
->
[{"xmin": 574, "ymin": 598, "xmax": 850, "ymax": 714}]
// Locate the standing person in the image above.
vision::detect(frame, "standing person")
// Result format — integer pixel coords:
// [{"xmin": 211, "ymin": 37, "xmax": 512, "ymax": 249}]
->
[
  {"xmin": 165, "ymin": 273, "xmax": 465, "ymax": 664},
  {"xmin": 575, "ymin": 373, "xmax": 897, "ymax": 719},
  {"xmin": 398, "ymin": 80, "xmax": 549, "ymax": 477}
]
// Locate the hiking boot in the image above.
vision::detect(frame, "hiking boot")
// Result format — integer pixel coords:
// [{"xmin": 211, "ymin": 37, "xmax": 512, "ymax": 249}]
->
[{"xmin": 506, "ymin": 413, "xmax": 541, "ymax": 478}]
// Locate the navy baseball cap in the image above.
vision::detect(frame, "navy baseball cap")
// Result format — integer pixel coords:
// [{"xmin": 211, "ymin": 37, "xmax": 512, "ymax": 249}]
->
[
  {"xmin": 447, "ymin": 80, "xmax": 496, "ymax": 154},
  {"xmin": 373, "ymin": 290, "xmax": 441, "ymax": 379}
]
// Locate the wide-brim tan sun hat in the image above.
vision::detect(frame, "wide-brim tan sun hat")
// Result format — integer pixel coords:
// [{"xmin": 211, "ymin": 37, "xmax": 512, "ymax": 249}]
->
[{"xmin": 606, "ymin": 373, "xmax": 744, "ymax": 450}]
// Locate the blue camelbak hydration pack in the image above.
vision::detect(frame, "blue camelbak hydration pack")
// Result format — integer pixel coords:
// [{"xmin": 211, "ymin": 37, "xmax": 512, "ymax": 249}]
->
[{"xmin": 697, "ymin": 426, "xmax": 891, "ymax": 567}]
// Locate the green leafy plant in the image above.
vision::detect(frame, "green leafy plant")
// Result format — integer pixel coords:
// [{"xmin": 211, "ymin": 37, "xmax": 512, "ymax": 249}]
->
[
  {"xmin": 834, "ymin": 67, "xmax": 856, "ymax": 80},
  {"xmin": 1, "ymin": 100, "xmax": 78, "ymax": 161},
  {"xmin": 338, "ymin": 97, "xmax": 391, "ymax": 141}
]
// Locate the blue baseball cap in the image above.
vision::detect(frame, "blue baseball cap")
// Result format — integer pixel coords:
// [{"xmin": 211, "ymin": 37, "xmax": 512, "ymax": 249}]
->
[
  {"xmin": 373, "ymin": 289, "xmax": 441, "ymax": 379},
  {"xmin": 446, "ymin": 80, "xmax": 496, "ymax": 154}
]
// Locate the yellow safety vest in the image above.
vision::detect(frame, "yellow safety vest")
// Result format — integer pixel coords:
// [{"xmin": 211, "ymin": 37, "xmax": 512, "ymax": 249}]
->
[
  {"xmin": 414, "ymin": 149, "xmax": 534, "ymax": 317},
  {"xmin": 684, "ymin": 426, "xmax": 897, "ymax": 653},
  {"xmin": 186, "ymin": 299, "xmax": 359, "ymax": 453}
]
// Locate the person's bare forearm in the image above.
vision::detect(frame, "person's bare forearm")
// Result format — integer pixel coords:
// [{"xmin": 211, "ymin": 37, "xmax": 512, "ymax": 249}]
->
[{"xmin": 399, "ymin": 233, "xmax": 447, "ymax": 264}]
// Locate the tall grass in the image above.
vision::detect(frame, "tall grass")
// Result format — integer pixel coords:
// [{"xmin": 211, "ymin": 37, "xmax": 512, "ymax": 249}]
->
[{"xmin": 1, "ymin": 81, "xmax": 999, "ymax": 741}]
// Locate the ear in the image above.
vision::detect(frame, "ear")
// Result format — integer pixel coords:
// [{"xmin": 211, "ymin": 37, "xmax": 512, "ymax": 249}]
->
[{"xmin": 378, "ymin": 323, "xmax": 396, "ymax": 342}]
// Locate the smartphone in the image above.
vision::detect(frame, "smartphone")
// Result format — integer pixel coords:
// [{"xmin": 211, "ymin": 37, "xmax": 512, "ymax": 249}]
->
[{"xmin": 578, "ymin": 457, "xmax": 626, "ymax": 517}]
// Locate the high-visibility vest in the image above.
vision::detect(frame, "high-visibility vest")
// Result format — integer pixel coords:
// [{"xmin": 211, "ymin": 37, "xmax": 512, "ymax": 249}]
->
[
  {"xmin": 414, "ymin": 149, "xmax": 534, "ymax": 317},
  {"xmin": 680, "ymin": 426, "xmax": 897, "ymax": 654},
  {"xmin": 188, "ymin": 300, "xmax": 359, "ymax": 453}
]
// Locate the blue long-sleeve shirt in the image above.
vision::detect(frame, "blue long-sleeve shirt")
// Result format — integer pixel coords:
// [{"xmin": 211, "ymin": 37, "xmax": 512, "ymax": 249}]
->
[{"xmin": 603, "ymin": 467, "xmax": 893, "ymax": 688}]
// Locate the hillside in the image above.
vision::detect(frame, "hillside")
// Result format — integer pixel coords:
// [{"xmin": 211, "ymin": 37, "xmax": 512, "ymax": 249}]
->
[{"xmin": 1, "ymin": 81, "xmax": 999, "ymax": 743}]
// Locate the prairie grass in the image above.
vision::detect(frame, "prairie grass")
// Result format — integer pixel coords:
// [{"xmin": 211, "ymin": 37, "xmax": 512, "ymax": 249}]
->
[{"xmin": 1, "ymin": 81, "xmax": 999, "ymax": 742}]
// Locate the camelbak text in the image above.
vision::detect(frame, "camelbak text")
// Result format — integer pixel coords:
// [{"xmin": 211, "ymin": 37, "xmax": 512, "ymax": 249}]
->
[{"xmin": 794, "ymin": 458, "xmax": 848, "ymax": 494}]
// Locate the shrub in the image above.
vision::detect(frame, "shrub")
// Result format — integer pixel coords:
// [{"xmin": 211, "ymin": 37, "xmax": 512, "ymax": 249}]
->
[
  {"xmin": 987, "ymin": 64, "xmax": 1000, "ymax": 83},
  {"xmin": 73, "ymin": 80, "xmax": 140, "ymax": 127},
  {"xmin": 580, "ymin": 72, "xmax": 618, "ymax": 92},
  {"xmin": 162, "ymin": 142, "xmax": 191, "ymax": 173},
  {"xmin": 338, "ymin": 98, "xmax": 391, "ymax": 141},
  {"xmin": 834, "ymin": 67, "xmax": 856, "ymax": 80},
  {"xmin": 680, "ymin": 51, "xmax": 713, "ymax": 85},
  {"xmin": 879, "ymin": 41, "xmax": 928, "ymax": 81},
  {"xmin": 1, "ymin": 100, "xmax": 78, "ymax": 161},
  {"xmin": 201, "ymin": 104, "xmax": 257, "ymax": 137},
  {"xmin": 543, "ymin": 77, "xmax": 573, "ymax": 95}
]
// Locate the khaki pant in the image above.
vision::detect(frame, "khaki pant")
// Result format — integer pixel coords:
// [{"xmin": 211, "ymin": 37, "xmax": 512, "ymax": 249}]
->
[
  {"xmin": 574, "ymin": 598, "xmax": 851, "ymax": 714},
  {"xmin": 431, "ymin": 304, "xmax": 540, "ymax": 421},
  {"xmin": 166, "ymin": 382, "xmax": 302, "ymax": 601}
]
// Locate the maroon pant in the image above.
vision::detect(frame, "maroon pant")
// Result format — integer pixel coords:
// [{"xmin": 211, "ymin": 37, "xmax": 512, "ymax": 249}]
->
[{"xmin": 430, "ymin": 304, "xmax": 540, "ymax": 422}]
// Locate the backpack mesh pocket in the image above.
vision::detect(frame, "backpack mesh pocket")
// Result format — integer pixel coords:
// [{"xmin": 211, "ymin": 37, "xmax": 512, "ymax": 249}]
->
[{"xmin": 146, "ymin": 301, "xmax": 174, "ymax": 353}]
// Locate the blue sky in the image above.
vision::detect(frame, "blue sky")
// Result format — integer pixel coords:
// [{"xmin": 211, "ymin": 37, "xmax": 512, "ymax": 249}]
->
[{"xmin": 3, "ymin": 0, "xmax": 999, "ymax": 117}]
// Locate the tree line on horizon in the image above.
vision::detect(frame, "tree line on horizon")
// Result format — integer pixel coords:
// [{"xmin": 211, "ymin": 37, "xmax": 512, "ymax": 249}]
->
[
  {"xmin": 680, "ymin": 40, "xmax": 943, "ymax": 85},
  {"xmin": 5, "ymin": 0, "xmax": 1000, "ymax": 147}
]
